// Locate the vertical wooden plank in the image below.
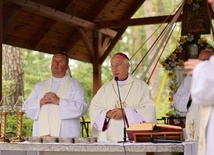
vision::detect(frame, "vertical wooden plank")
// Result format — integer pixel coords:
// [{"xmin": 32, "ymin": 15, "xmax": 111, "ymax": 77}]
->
[
  {"xmin": 92, "ymin": 31, "xmax": 101, "ymax": 96},
  {"xmin": 0, "ymin": 0, "xmax": 3, "ymax": 100}
]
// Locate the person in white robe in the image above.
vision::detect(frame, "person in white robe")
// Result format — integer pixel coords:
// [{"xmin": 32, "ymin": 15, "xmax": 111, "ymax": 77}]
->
[
  {"xmin": 173, "ymin": 50, "xmax": 214, "ymax": 141},
  {"xmin": 24, "ymin": 52, "xmax": 88, "ymax": 137},
  {"xmin": 89, "ymin": 52, "xmax": 156, "ymax": 142},
  {"xmin": 184, "ymin": 51, "xmax": 214, "ymax": 155}
]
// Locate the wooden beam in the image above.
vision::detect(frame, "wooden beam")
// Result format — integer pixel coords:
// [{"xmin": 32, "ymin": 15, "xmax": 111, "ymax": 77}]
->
[
  {"xmin": 100, "ymin": 28, "xmax": 126, "ymax": 64},
  {"xmin": 33, "ymin": 0, "xmax": 76, "ymax": 49},
  {"xmin": 100, "ymin": 0, "xmax": 146, "ymax": 63},
  {"xmin": 32, "ymin": 20, "xmax": 55, "ymax": 48},
  {"xmin": 3, "ymin": 34, "xmax": 92, "ymax": 62},
  {"xmin": 3, "ymin": 6, "xmax": 20, "ymax": 40},
  {"xmin": 92, "ymin": 31, "xmax": 101, "ymax": 95},
  {"xmin": 100, "ymin": 36, "xmax": 111, "ymax": 56},
  {"xmin": 76, "ymin": 27, "xmax": 94, "ymax": 60},
  {"xmin": 95, "ymin": 3, "xmax": 211, "ymax": 29},
  {"xmin": 5, "ymin": 0, "xmax": 117, "ymax": 38},
  {"xmin": 97, "ymin": 15, "xmax": 182, "ymax": 28},
  {"xmin": 64, "ymin": 0, "xmax": 109, "ymax": 60},
  {"xmin": 63, "ymin": 33, "xmax": 80, "ymax": 52}
]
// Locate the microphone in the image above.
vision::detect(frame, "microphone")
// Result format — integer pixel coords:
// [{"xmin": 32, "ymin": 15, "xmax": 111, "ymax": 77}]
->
[{"xmin": 114, "ymin": 76, "xmax": 127, "ymax": 143}]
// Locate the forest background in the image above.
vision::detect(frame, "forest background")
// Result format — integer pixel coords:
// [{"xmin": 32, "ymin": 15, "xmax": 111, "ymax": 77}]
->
[{"xmin": 2, "ymin": 0, "xmax": 210, "ymax": 138}]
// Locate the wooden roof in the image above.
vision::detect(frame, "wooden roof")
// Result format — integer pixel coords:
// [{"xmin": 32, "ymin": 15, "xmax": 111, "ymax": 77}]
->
[
  {"xmin": 2, "ymin": 0, "xmax": 146, "ymax": 64},
  {"xmin": 2, "ymin": 0, "xmax": 214, "ymax": 95},
  {"xmin": 5, "ymin": 0, "xmax": 214, "ymax": 63}
]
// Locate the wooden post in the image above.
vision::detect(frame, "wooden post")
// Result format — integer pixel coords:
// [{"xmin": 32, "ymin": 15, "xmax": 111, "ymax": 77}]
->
[{"xmin": 92, "ymin": 31, "xmax": 102, "ymax": 96}]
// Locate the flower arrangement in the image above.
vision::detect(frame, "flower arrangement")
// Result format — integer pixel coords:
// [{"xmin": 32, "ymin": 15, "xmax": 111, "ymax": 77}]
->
[
  {"xmin": 160, "ymin": 33, "xmax": 214, "ymax": 71},
  {"xmin": 160, "ymin": 33, "xmax": 214, "ymax": 117},
  {"xmin": 165, "ymin": 71, "xmax": 179, "ymax": 117}
]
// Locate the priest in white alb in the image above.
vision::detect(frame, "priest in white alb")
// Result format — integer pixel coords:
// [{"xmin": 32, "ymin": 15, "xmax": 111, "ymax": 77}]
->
[
  {"xmin": 89, "ymin": 52, "xmax": 156, "ymax": 142},
  {"xmin": 185, "ymin": 49, "xmax": 214, "ymax": 155},
  {"xmin": 173, "ymin": 49, "xmax": 214, "ymax": 141},
  {"xmin": 24, "ymin": 52, "xmax": 88, "ymax": 137}
]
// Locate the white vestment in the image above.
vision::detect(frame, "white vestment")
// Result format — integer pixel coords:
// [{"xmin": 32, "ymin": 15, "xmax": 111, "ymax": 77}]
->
[
  {"xmin": 24, "ymin": 74, "xmax": 88, "ymax": 137},
  {"xmin": 191, "ymin": 56, "xmax": 214, "ymax": 155},
  {"xmin": 173, "ymin": 76, "xmax": 200, "ymax": 141},
  {"xmin": 89, "ymin": 74, "xmax": 156, "ymax": 142}
]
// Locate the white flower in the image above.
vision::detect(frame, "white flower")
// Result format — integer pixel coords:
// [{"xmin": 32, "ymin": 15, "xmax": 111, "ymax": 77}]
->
[{"xmin": 175, "ymin": 46, "xmax": 183, "ymax": 53}]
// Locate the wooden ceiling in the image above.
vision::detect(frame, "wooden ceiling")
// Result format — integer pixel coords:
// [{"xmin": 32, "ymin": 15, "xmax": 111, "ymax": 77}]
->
[
  {"xmin": 1, "ymin": 0, "xmax": 214, "ymax": 95},
  {"xmin": 2, "ymin": 0, "xmax": 148, "ymax": 64},
  {"xmin": 2, "ymin": 0, "xmax": 214, "ymax": 63}
]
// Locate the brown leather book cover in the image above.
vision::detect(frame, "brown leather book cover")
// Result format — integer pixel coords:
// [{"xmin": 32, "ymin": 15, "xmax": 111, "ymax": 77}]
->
[
  {"xmin": 156, "ymin": 124, "xmax": 182, "ymax": 132},
  {"xmin": 127, "ymin": 123, "xmax": 183, "ymax": 141}
]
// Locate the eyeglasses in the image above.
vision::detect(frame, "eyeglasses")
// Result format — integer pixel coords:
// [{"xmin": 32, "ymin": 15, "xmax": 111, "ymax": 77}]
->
[{"xmin": 110, "ymin": 64, "xmax": 124, "ymax": 69}]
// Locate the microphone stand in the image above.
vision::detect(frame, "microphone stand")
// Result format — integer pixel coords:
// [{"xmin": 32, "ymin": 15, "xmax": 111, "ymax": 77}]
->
[{"xmin": 115, "ymin": 77, "xmax": 127, "ymax": 143}]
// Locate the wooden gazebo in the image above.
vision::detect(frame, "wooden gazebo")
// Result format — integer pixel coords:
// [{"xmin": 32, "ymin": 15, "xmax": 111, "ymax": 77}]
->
[{"xmin": 1, "ymin": 0, "xmax": 214, "ymax": 98}]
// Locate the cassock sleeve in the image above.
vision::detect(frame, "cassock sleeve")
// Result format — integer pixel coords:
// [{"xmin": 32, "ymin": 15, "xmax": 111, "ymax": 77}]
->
[
  {"xmin": 124, "ymin": 107, "xmax": 146, "ymax": 126},
  {"xmin": 131, "ymin": 81, "xmax": 157, "ymax": 123},
  {"xmin": 24, "ymin": 83, "xmax": 41, "ymax": 120},
  {"xmin": 173, "ymin": 76, "xmax": 191, "ymax": 112},
  {"xmin": 92, "ymin": 109, "xmax": 109, "ymax": 131},
  {"xmin": 59, "ymin": 79, "xmax": 88, "ymax": 119}
]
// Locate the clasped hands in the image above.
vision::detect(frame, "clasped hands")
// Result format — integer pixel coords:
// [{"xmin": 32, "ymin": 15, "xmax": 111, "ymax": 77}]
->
[
  {"xmin": 106, "ymin": 108, "xmax": 125, "ymax": 120},
  {"xmin": 40, "ymin": 92, "xmax": 60, "ymax": 107}
]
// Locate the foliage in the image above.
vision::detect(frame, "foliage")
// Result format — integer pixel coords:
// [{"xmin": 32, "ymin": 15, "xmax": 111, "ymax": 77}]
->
[
  {"xmin": 2, "ymin": 80, "xmax": 16, "ymax": 99},
  {"xmin": 2, "ymin": 59, "xmax": 16, "ymax": 100},
  {"xmin": 6, "ymin": 115, "xmax": 33, "ymax": 140}
]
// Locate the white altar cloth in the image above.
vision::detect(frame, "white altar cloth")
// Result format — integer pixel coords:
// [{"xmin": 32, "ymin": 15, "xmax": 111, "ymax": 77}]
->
[{"xmin": 0, "ymin": 141, "xmax": 198, "ymax": 155}]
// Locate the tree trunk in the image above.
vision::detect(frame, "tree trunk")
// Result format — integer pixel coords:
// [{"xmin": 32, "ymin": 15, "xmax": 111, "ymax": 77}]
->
[{"xmin": 3, "ymin": 45, "xmax": 24, "ymax": 106}]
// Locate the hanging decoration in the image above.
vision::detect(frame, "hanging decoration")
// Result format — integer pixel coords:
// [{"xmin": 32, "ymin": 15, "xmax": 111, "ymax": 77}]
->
[
  {"xmin": 160, "ymin": 33, "xmax": 214, "ymax": 71},
  {"xmin": 182, "ymin": 0, "xmax": 210, "ymax": 35},
  {"xmin": 160, "ymin": 33, "xmax": 214, "ymax": 117}
]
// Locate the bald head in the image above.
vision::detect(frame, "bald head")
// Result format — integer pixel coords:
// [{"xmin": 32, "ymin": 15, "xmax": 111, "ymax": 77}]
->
[
  {"xmin": 111, "ymin": 52, "xmax": 130, "ymax": 80},
  {"xmin": 198, "ymin": 49, "xmax": 214, "ymax": 60}
]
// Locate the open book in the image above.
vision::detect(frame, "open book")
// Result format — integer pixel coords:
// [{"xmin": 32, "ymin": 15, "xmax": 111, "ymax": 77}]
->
[
  {"xmin": 127, "ymin": 122, "xmax": 182, "ymax": 132},
  {"xmin": 127, "ymin": 122, "xmax": 183, "ymax": 141}
]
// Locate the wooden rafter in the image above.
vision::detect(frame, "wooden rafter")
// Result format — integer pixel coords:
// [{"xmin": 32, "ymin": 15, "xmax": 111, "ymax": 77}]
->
[
  {"xmin": 33, "ymin": 0, "xmax": 75, "ymax": 49},
  {"xmin": 3, "ymin": 5, "xmax": 20, "ymax": 40},
  {"xmin": 32, "ymin": 20, "xmax": 55, "ymax": 48},
  {"xmin": 64, "ymin": 0, "xmax": 110, "ymax": 59},
  {"xmin": 4, "ymin": 0, "xmax": 117, "ymax": 38},
  {"xmin": 76, "ymin": 27, "xmax": 94, "ymax": 60},
  {"xmin": 97, "ymin": 15, "xmax": 182, "ymax": 28},
  {"xmin": 100, "ymin": 0, "xmax": 146, "ymax": 63}
]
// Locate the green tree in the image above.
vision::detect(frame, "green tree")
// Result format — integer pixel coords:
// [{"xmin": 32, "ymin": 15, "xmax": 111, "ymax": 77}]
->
[{"xmin": 23, "ymin": 50, "xmax": 52, "ymax": 99}]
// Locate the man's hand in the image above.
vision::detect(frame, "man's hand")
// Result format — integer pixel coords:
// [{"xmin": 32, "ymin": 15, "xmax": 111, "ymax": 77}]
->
[
  {"xmin": 106, "ymin": 108, "xmax": 125, "ymax": 120},
  {"xmin": 40, "ymin": 92, "xmax": 60, "ymax": 107},
  {"xmin": 184, "ymin": 59, "xmax": 202, "ymax": 76}
]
